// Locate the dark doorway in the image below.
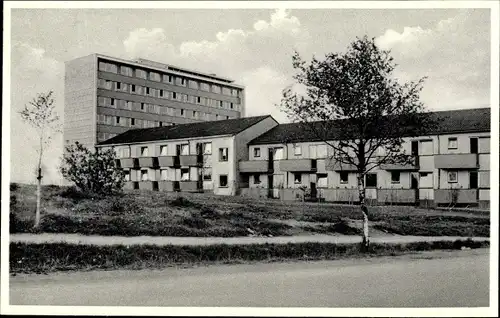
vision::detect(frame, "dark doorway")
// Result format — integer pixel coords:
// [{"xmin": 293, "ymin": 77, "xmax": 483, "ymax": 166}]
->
[
  {"xmin": 411, "ymin": 174, "xmax": 419, "ymax": 189},
  {"xmin": 470, "ymin": 171, "xmax": 478, "ymax": 189},
  {"xmin": 268, "ymin": 148, "xmax": 274, "ymax": 171},
  {"xmin": 411, "ymin": 141, "xmax": 419, "ymax": 156},
  {"xmin": 310, "ymin": 182, "xmax": 317, "ymax": 199},
  {"xmin": 470, "ymin": 138, "xmax": 478, "ymax": 154},
  {"xmin": 267, "ymin": 175, "xmax": 274, "ymax": 198}
]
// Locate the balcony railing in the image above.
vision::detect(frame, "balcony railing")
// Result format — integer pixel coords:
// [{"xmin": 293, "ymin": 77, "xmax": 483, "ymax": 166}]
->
[
  {"xmin": 434, "ymin": 154, "xmax": 478, "ymax": 169},
  {"xmin": 120, "ymin": 158, "xmax": 138, "ymax": 169},
  {"xmin": 325, "ymin": 158, "xmax": 357, "ymax": 171},
  {"xmin": 239, "ymin": 160, "xmax": 269, "ymax": 173},
  {"xmin": 179, "ymin": 154, "xmax": 202, "ymax": 167},
  {"xmin": 158, "ymin": 180, "xmax": 179, "ymax": 192},
  {"xmin": 379, "ymin": 156, "xmax": 419, "ymax": 171},
  {"xmin": 435, "ymin": 189, "xmax": 478, "ymax": 204},
  {"xmin": 158, "ymin": 156, "xmax": 178, "ymax": 167},
  {"xmin": 138, "ymin": 157, "xmax": 159, "ymax": 168},
  {"xmin": 179, "ymin": 180, "xmax": 202, "ymax": 192},
  {"xmin": 277, "ymin": 159, "xmax": 317, "ymax": 172}
]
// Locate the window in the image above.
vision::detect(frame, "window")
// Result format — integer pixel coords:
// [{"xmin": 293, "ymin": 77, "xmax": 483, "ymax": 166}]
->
[
  {"xmin": 189, "ymin": 80, "xmax": 198, "ymax": 89},
  {"xmin": 110, "ymin": 98, "xmax": 115, "ymax": 107},
  {"xmin": 116, "ymin": 82, "xmax": 121, "ymax": 90},
  {"xmin": 141, "ymin": 147, "xmax": 149, "ymax": 157},
  {"xmin": 219, "ymin": 100, "xmax": 223, "ymax": 107},
  {"xmin": 230, "ymin": 102, "xmax": 234, "ymax": 109},
  {"xmin": 180, "ymin": 109, "xmax": 185, "ymax": 117},
  {"xmin": 222, "ymin": 87, "xmax": 231, "ymax": 95},
  {"xmin": 141, "ymin": 170, "xmax": 148, "ymax": 181},
  {"xmin": 131, "ymin": 84, "xmax": 136, "ymax": 93},
  {"xmin": 253, "ymin": 174, "xmax": 261, "ymax": 184},
  {"xmin": 200, "ymin": 83, "xmax": 210, "ymax": 91},
  {"xmin": 226, "ymin": 116, "xmax": 230, "ymax": 120},
  {"xmin": 391, "ymin": 171, "xmax": 400, "ymax": 184},
  {"xmin": 179, "ymin": 144, "xmax": 189, "ymax": 155},
  {"xmin": 219, "ymin": 175, "xmax": 228, "ymax": 187},
  {"xmin": 293, "ymin": 173, "xmax": 302, "ymax": 184},
  {"xmin": 231, "ymin": 89, "xmax": 238, "ymax": 97},
  {"xmin": 448, "ymin": 171, "xmax": 458, "ymax": 183},
  {"xmin": 340, "ymin": 172, "xmax": 349, "ymax": 184},
  {"xmin": 196, "ymin": 96, "xmax": 201, "ymax": 104},
  {"xmin": 141, "ymin": 103, "xmax": 145, "ymax": 111},
  {"xmin": 116, "ymin": 116, "xmax": 121, "ymax": 125},
  {"xmin": 317, "ymin": 145, "xmax": 328, "ymax": 158},
  {"xmin": 203, "ymin": 142, "xmax": 212, "ymax": 155},
  {"xmin": 120, "ymin": 66, "xmax": 133, "ymax": 77},
  {"xmin": 124, "ymin": 171, "xmax": 130, "ymax": 181},
  {"xmin": 146, "ymin": 87, "xmax": 150, "ymax": 95},
  {"xmin": 294, "ymin": 145, "xmax": 302, "ymax": 156},
  {"xmin": 366, "ymin": 173, "xmax": 378, "ymax": 188},
  {"xmin": 160, "ymin": 145, "xmax": 168, "ymax": 156},
  {"xmin": 122, "ymin": 148, "xmax": 130, "ymax": 158},
  {"xmin": 163, "ymin": 74, "xmax": 173, "ymax": 84},
  {"xmin": 203, "ymin": 168, "xmax": 212, "ymax": 181},
  {"xmin": 448, "ymin": 137, "xmax": 458, "ymax": 150},
  {"xmin": 253, "ymin": 148, "xmax": 261, "ymax": 158},
  {"xmin": 135, "ymin": 69, "xmax": 147, "ymax": 79},
  {"xmin": 212, "ymin": 85, "xmax": 221, "ymax": 93},
  {"xmin": 149, "ymin": 72, "xmax": 161, "ymax": 81},
  {"xmin": 98, "ymin": 61, "xmax": 117, "ymax": 73},
  {"xmin": 181, "ymin": 168, "xmax": 190, "ymax": 181},
  {"xmin": 172, "ymin": 92, "xmax": 177, "ymax": 100},
  {"xmin": 131, "ymin": 118, "xmax": 135, "ymax": 126},
  {"xmin": 317, "ymin": 174, "xmax": 328, "ymax": 188},
  {"xmin": 219, "ymin": 148, "xmax": 228, "ymax": 161},
  {"xmin": 160, "ymin": 169, "xmax": 168, "ymax": 180}
]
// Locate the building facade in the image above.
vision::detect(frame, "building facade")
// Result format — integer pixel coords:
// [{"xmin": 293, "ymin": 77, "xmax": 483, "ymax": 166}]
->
[
  {"xmin": 97, "ymin": 116, "xmax": 278, "ymax": 196},
  {"xmin": 96, "ymin": 108, "xmax": 490, "ymax": 209},
  {"xmin": 239, "ymin": 108, "xmax": 490, "ymax": 208},
  {"xmin": 64, "ymin": 54, "xmax": 245, "ymax": 150}
]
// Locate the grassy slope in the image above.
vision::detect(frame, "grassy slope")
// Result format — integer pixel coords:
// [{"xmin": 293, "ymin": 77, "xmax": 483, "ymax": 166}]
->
[{"xmin": 9, "ymin": 183, "xmax": 490, "ymax": 237}]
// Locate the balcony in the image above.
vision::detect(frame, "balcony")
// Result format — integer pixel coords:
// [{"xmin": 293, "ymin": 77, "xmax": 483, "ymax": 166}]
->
[
  {"xmin": 120, "ymin": 158, "xmax": 138, "ymax": 169},
  {"xmin": 435, "ymin": 189, "xmax": 478, "ymax": 204},
  {"xmin": 158, "ymin": 180, "xmax": 179, "ymax": 192},
  {"xmin": 180, "ymin": 181, "xmax": 201, "ymax": 192},
  {"xmin": 278, "ymin": 159, "xmax": 317, "ymax": 172},
  {"xmin": 179, "ymin": 155, "xmax": 201, "ymax": 167},
  {"xmin": 239, "ymin": 160, "xmax": 269, "ymax": 173},
  {"xmin": 138, "ymin": 157, "xmax": 159, "ymax": 168},
  {"xmin": 379, "ymin": 156, "xmax": 419, "ymax": 171},
  {"xmin": 434, "ymin": 154, "xmax": 478, "ymax": 169},
  {"xmin": 325, "ymin": 158, "xmax": 357, "ymax": 171},
  {"xmin": 377, "ymin": 189, "xmax": 417, "ymax": 204},
  {"xmin": 158, "ymin": 156, "xmax": 178, "ymax": 167}
]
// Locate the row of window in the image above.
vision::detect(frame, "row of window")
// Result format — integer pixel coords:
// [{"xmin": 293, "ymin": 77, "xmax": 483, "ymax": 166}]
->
[
  {"xmin": 97, "ymin": 79, "xmax": 240, "ymax": 111},
  {"xmin": 99, "ymin": 61, "xmax": 240, "ymax": 97},
  {"xmin": 98, "ymin": 132, "xmax": 118, "ymax": 142},
  {"xmin": 98, "ymin": 96, "xmax": 234, "ymax": 121},
  {"xmin": 251, "ymin": 170, "xmax": 464, "ymax": 187},
  {"xmin": 117, "ymin": 143, "xmax": 228, "ymax": 161},
  {"xmin": 97, "ymin": 114, "xmax": 172, "ymax": 128},
  {"xmin": 124, "ymin": 169, "xmax": 229, "ymax": 187}
]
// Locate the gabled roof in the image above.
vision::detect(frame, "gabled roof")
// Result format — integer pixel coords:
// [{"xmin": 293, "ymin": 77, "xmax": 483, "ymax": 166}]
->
[
  {"xmin": 98, "ymin": 115, "xmax": 272, "ymax": 145},
  {"xmin": 249, "ymin": 107, "xmax": 491, "ymax": 145}
]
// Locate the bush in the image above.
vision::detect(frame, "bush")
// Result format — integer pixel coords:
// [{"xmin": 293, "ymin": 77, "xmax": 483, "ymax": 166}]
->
[
  {"xmin": 10, "ymin": 213, "xmax": 34, "ymax": 233},
  {"xmin": 168, "ymin": 196, "xmax": 200, "ymax": 208},
  {"xmin": 60, "ymin": 142, "xmax": 124, "ymax": 196},
  {"xmin": 10, "ymin": 183, "xmax": 19, "ymax": 192},
  {"xmin": 181, "ymin": 215, "xmax": 211, "ymax": 229},
  {"xmin": 59, "ymin": 186, "xmax": 96, "ymax": 200}
]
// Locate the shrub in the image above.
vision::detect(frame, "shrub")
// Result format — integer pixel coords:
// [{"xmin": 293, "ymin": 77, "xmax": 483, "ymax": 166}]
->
[
  {"xmin": 10, "ymin": 213, "xmax": 34, "ymax": 233},
  {"xmin": 60, "ymin": 142, "xmax": 124, "ymax": 196},
  {"xmin": 59, "ymin": 186, "xmax": 96, "ymax": 200},
  {"xmin": 181, "ymin": 215, "xmax": 211, "ymax": 229},
  {"xmin": 10, "ymin": 183, "xmax": 19, "ymax": 192},
  {"xmin": 168, "ymin": 196, "xmax": 200, "ymax": 208}
]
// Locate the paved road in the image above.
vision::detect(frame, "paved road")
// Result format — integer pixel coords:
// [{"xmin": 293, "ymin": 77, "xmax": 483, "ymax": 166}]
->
[
  {"xmin": 9, "ymin": 233, "xmax": 489, "ymax": 246},
  {"xmin": 10, "ymin": 249, "xmax": 489, "ymax": 307}
]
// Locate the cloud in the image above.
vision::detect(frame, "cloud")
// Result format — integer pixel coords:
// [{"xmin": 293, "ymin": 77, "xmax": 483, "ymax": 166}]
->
[
  {"xmin": 375, "ymin": 10, "xmax": 490, "ymax": 109},
  {"xmin": 123, "ymin": 9, "xmax": 310, "ymax": 119},
  {"xmin": 10, "ymin": 42, "xmax": 65, "ymax": 185}
]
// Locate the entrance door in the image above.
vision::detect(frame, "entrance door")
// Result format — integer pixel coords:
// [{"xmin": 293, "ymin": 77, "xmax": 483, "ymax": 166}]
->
[
  {"xmin": 268, "ymin": 148, "xmax": 274, "ymax": 171},
  {"xmin": 411, "ymin": 173, "xmax": 419, "ymax": 205}
]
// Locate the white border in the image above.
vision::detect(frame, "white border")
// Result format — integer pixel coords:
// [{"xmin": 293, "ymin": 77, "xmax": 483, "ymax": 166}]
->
[{"xmin": 2, "ymin": 1, "xmax": 499, "ymax": 317}]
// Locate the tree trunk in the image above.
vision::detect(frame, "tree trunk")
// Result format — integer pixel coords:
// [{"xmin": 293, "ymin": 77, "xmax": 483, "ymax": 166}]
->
[
  {"xmin": 358, "ymin": 175, "xmax": 369, "ymax": 250},
  {"xmin": 35, "ymin": 168, "xmax": 42, "ymax": 228}
]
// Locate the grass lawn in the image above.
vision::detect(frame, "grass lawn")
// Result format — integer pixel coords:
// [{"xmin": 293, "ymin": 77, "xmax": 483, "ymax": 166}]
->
[{"xmin": 9, "ymin": 183, "xmax": 490, "ymax": 238}]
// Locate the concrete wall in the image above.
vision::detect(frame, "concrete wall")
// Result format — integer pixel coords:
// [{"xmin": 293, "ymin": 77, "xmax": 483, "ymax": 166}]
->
[{"xmin": 64, "ymin": 54, "xmax": 97, "ymax": 149}]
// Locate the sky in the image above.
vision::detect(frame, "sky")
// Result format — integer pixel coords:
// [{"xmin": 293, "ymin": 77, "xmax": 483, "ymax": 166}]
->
[{"xmin": 7, "ymin": 6, "xmax": 492, "ymax": 184}]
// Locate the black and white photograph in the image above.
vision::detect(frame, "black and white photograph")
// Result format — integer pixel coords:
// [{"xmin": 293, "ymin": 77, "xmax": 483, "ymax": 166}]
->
[{"xmin": 1, "ymin": 1, "xmax": 498, "ymax": 316}]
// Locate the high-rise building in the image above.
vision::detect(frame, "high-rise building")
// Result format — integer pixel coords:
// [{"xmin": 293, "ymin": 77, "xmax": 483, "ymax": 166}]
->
[{"xmin": 63, "ymin": 53, "xmax": 245, "ymax": 149}]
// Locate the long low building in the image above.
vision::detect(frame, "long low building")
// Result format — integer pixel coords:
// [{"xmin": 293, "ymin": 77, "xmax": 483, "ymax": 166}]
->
[{"xmin": 97, "ymin": 107, "xmax": 491, "ymax": 208}]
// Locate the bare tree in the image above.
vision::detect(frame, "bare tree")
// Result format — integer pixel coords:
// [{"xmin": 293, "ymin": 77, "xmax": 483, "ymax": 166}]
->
[
  {"xmin": 19, "ymin": 91, "xmax": 60, "ymax": 228},
  {"xmin": 279, "ymin": 36, "xmax": 437, "ymax": 250}
]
